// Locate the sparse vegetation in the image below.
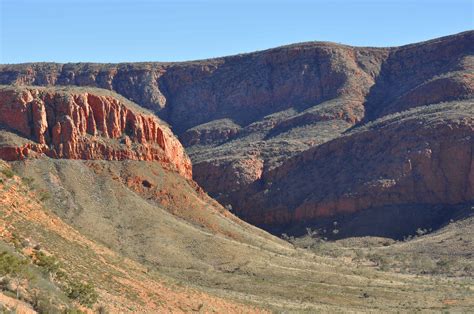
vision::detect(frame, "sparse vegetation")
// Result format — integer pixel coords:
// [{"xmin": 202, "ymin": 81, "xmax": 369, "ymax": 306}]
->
[
  {"xmin": 0, "ymin": 153, "xmax": 472, "ymax": 312},
  {"xmin": 0, "ymin": 251, "xmax": 30, "ymax": 299},
  {"xmin": 21, "ymin": 176, "xmax": 35, "ymax": 187},
  {"xmin": 31, "ymin": 291, "xmax": 58, "ymax": 314},
  {"xmin": 38, "ymin": 189, "xmax": 51, "ymax": 202}
]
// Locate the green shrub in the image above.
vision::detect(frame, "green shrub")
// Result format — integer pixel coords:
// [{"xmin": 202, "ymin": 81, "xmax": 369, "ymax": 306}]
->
[
  {"xmin": 38, "ymin": 190, "xmax": 51, "ymax": 202},
  {"xmin": 0, "ymin": 251, "xmax": 31, "ymax": 298},
  {"xmin": 436, "ymin": 258, "xmax": 453, "ymax": 273},
  {"xmin": 1, "ymin": 168, "xmax": 15, "ymax": 178},
  {"xmin": 66, "ymin": 281, "xmax": 98, "ymax": 308},
  {"xmin": 21, "ymin": 176, "xmax": 35, "ymax": 187},
  {"xmin": 34, "ymin": 252, "xmax": 61, "ymax": 279},
  {"xmin": 0, "ymin": 251, "xmax": 28, "ymax": 276},
  {"xmin": 367, "ymin": 253, "xmax": 390, "ymax": 271},
  {"xmin": 31, "ymin": 291, "xmax": 58, "ymax": 314}
]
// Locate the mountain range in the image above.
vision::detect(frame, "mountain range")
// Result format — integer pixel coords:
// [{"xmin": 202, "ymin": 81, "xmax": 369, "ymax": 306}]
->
[{"xmin": 0, "ymin": 31, "xmax": 472, "ymax": 312}]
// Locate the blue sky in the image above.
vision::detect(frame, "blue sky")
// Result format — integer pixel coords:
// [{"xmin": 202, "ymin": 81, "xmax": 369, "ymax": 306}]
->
[{"xmin": 1, "ymin": 0, "xmax": 472, "ymax": 63}]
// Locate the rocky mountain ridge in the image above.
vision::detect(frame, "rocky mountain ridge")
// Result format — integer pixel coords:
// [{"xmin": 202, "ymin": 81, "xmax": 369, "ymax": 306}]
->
[
  {"xmin": 0, "ymin": 31, "xmax": 473, "ymax": 313},
  {"xmin": 0, "ymin": 31, "xmax": 472, "ymax": 235}
]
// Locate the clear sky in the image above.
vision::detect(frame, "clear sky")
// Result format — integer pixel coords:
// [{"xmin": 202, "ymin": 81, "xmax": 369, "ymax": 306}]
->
[{"xmin": 1, "ymin": 0, "xmax": 473, "ymax": 63}]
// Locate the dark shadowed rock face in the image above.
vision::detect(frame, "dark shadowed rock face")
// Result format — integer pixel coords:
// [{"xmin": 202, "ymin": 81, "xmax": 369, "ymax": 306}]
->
[
  {"xmin": 231, "ymin": 101, "xmax": 473, "ymax": 235},
  {"xmin": 0, "ymin": 86, "xmax": 192, "ymax": 179},
  {"xmin": 363, "ymin": 33, "xmax": 474, "ymax": 120},
  {"xmin": 0, "ymin": 31, "xmax": 473, "ymax": 235}
]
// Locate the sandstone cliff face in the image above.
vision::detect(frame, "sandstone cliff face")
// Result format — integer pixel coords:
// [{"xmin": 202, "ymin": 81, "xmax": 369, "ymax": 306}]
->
[{"xmin": 0, "ymin": 86, "xmax": 192, "ymax": 179}]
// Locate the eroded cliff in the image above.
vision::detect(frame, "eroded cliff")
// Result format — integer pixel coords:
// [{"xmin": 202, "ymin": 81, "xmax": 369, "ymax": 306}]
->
[{"xmin": 0, "ymin": 86, "xmax": 192, "ymax": 179}]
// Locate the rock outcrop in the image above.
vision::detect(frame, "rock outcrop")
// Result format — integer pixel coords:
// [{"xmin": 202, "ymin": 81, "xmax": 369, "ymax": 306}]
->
[{"xmin": 0, "ymin": 86, "xmax": 192, "ymax": 179}]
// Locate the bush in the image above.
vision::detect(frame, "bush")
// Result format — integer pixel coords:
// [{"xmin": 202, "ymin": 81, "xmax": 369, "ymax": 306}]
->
[
  {"xmin": 367, "ymin": 253, "xmax": 390, "ymax": 271},
  {"xmin": 32, "ymin": 291, "xmax": 58, "ymax": 314},
  {"xmin": 0, "ymin": 251, "xmax": 30, "ymax": 298},
  {"xmin": 66, "ymin": 280, "xmax": 98, "ymax": 308},
  {"xmin": 21, "ymin": 176, "xmax": 35, "ymax": 187},
  {"xmin": 38, "ymin": 190, "xmax": 51, "ymax": 202},
  {"xmin": 1, "ymin": 168, "xmax": 15, "ymax": 178},
  {"xmin": 0, "ymin": 251, "xmax": 28, "ymax": 276},
  {"xmin": 436, "ymin": 258, "xmax": 453, "ymax": 273},
  {"xmin": 34, "ymin": 252, "xmax": 61, "ymax": 279}
]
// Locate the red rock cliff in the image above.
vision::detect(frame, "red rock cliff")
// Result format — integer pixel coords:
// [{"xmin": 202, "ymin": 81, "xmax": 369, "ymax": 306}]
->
[{"xmin": 0, "ymin": 86, "xmax": 192, "ymax": 179}]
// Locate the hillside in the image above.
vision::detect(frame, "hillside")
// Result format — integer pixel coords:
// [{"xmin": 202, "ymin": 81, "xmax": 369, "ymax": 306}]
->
[
  {"xmin": 0, "ymin": 160, "xmax": 262, "ymax": 313},
  {"xmin": 236, "ymin": 100, "xmax": 473, "ymax": 238},
  {"xmin": 0, "ymin": 31, "xmax": 472, "ymax": 236}
]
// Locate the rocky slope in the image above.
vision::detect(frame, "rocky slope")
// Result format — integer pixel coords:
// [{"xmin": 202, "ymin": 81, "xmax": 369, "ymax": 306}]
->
[
  {"xmin": 0, "ymin": 31, "xmax": 472, "ymax": 235},
  {"xmin": 0, "ymin": 161, "xmax": 263, "ymax": 313},
  {"xmin": 0, "ymin": 86, "xmax": 191, "ymax": 179},
  {"xmin": 234, "ymin": 101, "xmax": 474, "ymax": 237}
]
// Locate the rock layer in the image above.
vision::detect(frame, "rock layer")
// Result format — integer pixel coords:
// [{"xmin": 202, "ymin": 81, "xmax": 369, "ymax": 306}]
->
[{"xmin": 0, "ymin": 86, "xmax": 192, "ymax": 179}]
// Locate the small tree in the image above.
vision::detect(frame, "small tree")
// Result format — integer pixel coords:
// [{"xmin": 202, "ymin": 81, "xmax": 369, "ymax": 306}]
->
[
  {"xmin": 66, "ymin": 280, "xmax": 98, "ymax": 308},
  {"xmin": 34, "ymin": 251, "xmax": 61, "ymax": 280}
]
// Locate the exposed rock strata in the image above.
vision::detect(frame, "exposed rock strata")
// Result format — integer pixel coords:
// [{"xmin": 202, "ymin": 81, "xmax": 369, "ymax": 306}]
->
[{"xmin": 0, "ymin": 86, "xmax": 192, "ymax": 179}]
